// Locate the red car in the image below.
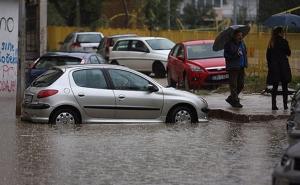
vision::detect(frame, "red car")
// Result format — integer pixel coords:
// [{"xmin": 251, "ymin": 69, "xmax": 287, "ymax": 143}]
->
[{"xmin": 167, "ymin": 40, "xmax": 228, "ymax": 90}]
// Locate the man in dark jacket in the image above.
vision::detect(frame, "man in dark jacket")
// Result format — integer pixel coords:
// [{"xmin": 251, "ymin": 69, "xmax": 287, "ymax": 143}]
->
[{"xmin": 224, "ymin": 29, "xmax": 248, "ymax": 108}]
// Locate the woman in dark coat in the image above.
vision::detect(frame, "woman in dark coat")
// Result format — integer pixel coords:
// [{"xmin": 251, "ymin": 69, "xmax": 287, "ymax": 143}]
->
[{"xmin": 266, "ymin": 27, "xmax": 291, "ymax": 110}]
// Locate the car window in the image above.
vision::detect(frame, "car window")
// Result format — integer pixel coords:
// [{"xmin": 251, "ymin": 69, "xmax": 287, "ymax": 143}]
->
[
  {"xmin": 34, "ymin": 56, "xmax": 82, "ymax": 69},
  {"xmin": 95, "ymin": 55, "xmax": 106, "ymax": 64},
  {"xmin": 31, "ymin": 69, "xmax": 63, "ymax": 87},
  {"xmin": 187, "ymin": 43, "xmax": 223, "ymax": 60},
  {"xmin": 76, "ymin": 34, "xmax": 102, "ymax": 43},
  {"xmin": 63, "ymin": 33, "xmax": 73, "ymax": 43},
  {"xmin": 89, "ymin": 55, "xmax": 100, "ymax": 64},
  {"xmin": 113, "ymin": 40, "xmax": 129, "ymax": 51},
  {"xmin": 146, "ymin": 38, "xmax": 175, "ymax": 50},
  {"xmin": 171, "ymin": 45, "xmax": 184, "ymax": 58},
  {"xmin": 130, "ymin": 40, "xmax": 148, "ymax": 52},
  {"xmin": 73, "ymin": 69, "xmax": 107, "ymax": 89},
  {"xmin": 108, "ymin": 69, "xmax": 150, "ymax": 91},
  {"xmin": 98, "ymin": 37, "xmax": 106, "ymax": 49}
]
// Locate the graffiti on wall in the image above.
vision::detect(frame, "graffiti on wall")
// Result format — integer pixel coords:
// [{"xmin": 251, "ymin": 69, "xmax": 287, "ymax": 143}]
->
[{"xmin": 0, "ymin": 1, "xmax": 18, "ymax": 96}]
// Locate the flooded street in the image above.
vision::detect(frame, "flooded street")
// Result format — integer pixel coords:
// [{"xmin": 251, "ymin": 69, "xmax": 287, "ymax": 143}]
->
[{"xmin": 0, "ymin": 98, "xmax": 288, "ymax": 185}]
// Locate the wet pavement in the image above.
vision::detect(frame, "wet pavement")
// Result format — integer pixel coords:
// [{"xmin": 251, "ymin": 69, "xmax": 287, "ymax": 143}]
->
[{"xmin": 0, "ymin": 96, "xmax": 289, "ymax": 185}]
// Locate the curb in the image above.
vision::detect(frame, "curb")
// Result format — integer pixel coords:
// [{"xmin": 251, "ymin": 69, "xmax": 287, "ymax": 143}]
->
[{"xmin": 208, "ymin": 109, "xmax": 289, "ymax": 123}]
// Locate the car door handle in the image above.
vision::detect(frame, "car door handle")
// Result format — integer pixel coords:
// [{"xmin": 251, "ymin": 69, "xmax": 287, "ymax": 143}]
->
[
  {"xmin": 78, "ymin": 92, "xmax": 85, "ymax": 97},
  {"xmin": 118, "ymin": 94, "xmax": 125, "ymax": 100}
]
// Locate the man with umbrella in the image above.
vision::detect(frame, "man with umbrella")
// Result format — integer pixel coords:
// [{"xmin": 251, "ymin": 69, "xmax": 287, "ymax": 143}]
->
[
  {"xmin": 213, "ymin": 25, "xmax": 250, "ymax": 108},
  {"xmin": 223, "ymin": 29, "xmax": 248, "ymax": 108}
]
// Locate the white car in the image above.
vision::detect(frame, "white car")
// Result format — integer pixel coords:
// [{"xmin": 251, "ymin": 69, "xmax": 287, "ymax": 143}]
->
[
  {"xmin": 60, "ymin": 32, "xmax": 104, "ymax": 52},
  {"xmin": 109, "ymin": 37, "xmax": 175, "ymax": 78}
]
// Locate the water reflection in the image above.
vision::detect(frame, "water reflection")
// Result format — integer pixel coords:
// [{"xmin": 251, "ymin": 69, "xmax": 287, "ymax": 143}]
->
[{"xmin": 10, "ymin": 119, "xmax": 288, "ymax": 185}]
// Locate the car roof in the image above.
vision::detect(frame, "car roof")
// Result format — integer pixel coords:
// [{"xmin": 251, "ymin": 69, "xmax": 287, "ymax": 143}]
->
[
  {"xmin": 75, "ymin": 32, "xmax": 103, "ymax": 35},
  {"xmin": 181, "ymin": 40, "xmax": 215, "ymax": 46},
  {"xmin": 41, "ymin": 52, "xmax": 95, "ymax": 59},
  {"xmin": 108, "ymin": 34, "xmax": 137, "ymax": 38},
  {"xmin": 116, "ymin": 36, "xmax": 170, "ymax": 42}
]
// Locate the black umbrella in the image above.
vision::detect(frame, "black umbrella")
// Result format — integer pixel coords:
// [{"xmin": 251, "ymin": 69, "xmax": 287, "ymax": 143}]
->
[
  {"xmin": 263, "ymin": 13, "xmax": 300, "ymax": 28},
  {"xmin": 213, "ymin": 25, "xmax": 250, "ymax": 51}
]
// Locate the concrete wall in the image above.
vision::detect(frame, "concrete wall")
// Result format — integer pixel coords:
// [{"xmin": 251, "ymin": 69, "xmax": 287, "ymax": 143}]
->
[{"xmin": 0, "ymin": 0, "xmax": 19, "ymax": 97}]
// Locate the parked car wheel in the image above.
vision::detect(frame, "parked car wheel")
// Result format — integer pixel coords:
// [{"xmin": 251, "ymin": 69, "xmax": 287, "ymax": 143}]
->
[
  {"xmin": 153, "ymin": 61, "xmax": 166, "ymax": 78},
  {"xmin": 167, "ymin": 70, "xmax": 176, "ymax": 87},
  {"xmin": 50, "ymin": 108, "xmax": 81, "ymax": 125},
  {"xmin": 168, "ymin": 105, "xmax": 196, "ymax": 124},
  {"xmin": 184, "ymin": 75, "xmax": 190, "ymax": 90}
]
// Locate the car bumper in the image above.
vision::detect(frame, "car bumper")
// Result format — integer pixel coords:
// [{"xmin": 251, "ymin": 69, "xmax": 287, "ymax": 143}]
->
[
  {"xmin": 272, "ymin": 165, "xmax": 300, "ymax": 185},
  {"xmin": 21, "ymin": 103, "xmax": 53, "ymax": 123}
]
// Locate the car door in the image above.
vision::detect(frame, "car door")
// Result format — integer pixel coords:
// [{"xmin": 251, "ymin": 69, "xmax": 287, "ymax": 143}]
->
[
  {"xmin": 70, "ymin": 68, "xmax": 116, "ymax": 119},
  {"xmin": 168, "ymin": 44, "xmax": 185, "ymax": 82},
  {"xmin": 125, "ymin": 40, "xmax": 151, "ymax": 72},
  {"xmin": 107, "ymin": 68, "xmax": 164, "ymax": 119}
]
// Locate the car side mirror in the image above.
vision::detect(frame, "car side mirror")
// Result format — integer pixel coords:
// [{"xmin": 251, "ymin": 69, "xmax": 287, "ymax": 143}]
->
[{"xmin": 147, "ymin": 84, "xmax": 158, "ymax": 92}]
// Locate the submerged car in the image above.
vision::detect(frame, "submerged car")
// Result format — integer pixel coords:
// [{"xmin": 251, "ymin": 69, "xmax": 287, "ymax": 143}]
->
[
  {"xmin": 22, "ymin": 64, "xmax": 209, "ymax": 125},
  {"xmin": 109, "ymin": 37, "xmax": 175, "ymax": 78},
  {"xmin": 272, "ymin": 141, "xmax": 300, "ymax": 185},
  {"xmin": 167, "ymin": 40, "xmax": 228, "ymax": 90},
  {"xmin": 25, "ymin": 52, "xmax": 106, "ymax": 86}
]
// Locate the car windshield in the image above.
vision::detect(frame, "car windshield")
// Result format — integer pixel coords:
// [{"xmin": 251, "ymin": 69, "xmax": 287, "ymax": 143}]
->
[
  {"xmin": 187, "ymin": 43, "xmax": 223, "ymax": 60},
  {"xmin": 31, "ymin": 69, "xmax": 63, "ymax": 87},
  {"xmin": 146, "ymin": 39, "xmax": 175, "ymax": 50},
  {"xmin": 34, "ymin": 56, "xmax": 82, "ymax": 69},
  {"xmin": 77, "ymin": 34, "xmax": 102, "ymax": 43}
]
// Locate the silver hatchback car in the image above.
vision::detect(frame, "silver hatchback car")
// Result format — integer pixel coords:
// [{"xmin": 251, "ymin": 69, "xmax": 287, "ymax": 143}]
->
[{"xmin": 21, "ymin": 64, "xmax": 208, "ymax": 124}]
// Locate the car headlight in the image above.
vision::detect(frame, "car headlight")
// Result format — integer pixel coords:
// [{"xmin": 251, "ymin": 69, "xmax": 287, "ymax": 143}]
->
[{"xmin": 187, "ymin": 63, "xmax": 203, "ymax": 72}]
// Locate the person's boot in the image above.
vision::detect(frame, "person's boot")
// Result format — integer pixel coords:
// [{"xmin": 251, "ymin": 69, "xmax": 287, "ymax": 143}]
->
[
  {"xmin": 283, "ymin": 94, "xmax": 288, "ymax": 110},
  {"xmin": 272, "ymin": 95, "xmax": 278, "ymax": 110}
]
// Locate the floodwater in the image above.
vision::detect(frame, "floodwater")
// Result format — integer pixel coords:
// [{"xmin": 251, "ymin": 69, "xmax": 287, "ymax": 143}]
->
[{"xmin": 0, "ymin": 98, "xmax": 288, "ymax": 185}]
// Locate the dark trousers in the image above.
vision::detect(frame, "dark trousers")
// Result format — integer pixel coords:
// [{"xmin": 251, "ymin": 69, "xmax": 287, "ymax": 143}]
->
[
  {"xmin": 228, "ymin": 68, "xmax": 245, "ymax": 102},
  {"xmin": 272, "ymin": 82, "xmax": 288, "ymax": 108}
]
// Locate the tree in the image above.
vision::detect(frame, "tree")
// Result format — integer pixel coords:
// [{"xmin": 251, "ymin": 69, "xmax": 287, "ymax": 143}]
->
[
  {"xmin": 48, "ymin": 0, "xmax": 104, "ymax": 27},
  {"xmin": 143, "ymin": 0, "xmax": 181, "ymax": 30},
  {"xmin": 258, "ymin": 0, "xmax": 300, "ymax": 23},
  {"xmin": 181, "ymin": 2, "xmax": 216, "ymax": 29}
]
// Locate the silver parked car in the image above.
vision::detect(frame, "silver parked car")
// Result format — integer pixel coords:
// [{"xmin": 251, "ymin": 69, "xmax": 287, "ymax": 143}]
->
[
  {"xmin": 21, "ymin": 64, "xmax": 209, "ymax": 124},
  {"xmin": 287, "ymin": 87, "xmax": 300, "ymax": 144},
  {"xmin": 59, "ymin": 32, "xmax": 104, "ymax": 52}
]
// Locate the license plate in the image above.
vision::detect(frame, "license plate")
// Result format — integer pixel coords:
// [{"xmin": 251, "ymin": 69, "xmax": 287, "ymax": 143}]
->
[
  {"xmin": 24, "ymin": 94, "xmax": 33, "ymax": 103},
  {"xmin": 212, "ymin": 74, "xmax": 229, "ymax": 80}
]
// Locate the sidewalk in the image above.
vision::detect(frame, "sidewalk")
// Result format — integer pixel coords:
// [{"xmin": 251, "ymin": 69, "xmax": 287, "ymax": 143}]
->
[{"xmin": 202, "ymin": 93, "xmax": 291, "ymax": 122}]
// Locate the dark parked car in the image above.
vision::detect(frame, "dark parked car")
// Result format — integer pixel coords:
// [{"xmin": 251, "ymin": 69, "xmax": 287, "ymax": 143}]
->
[
  {"xmin": 26, "ymin": 52, "xmax": 106, "ymax": 86},
  {"xmin": 287, "ymin": 87, "xmax": 300, "ymax": 144},
  {"xmin": 272, "ymin": 141, "xmax": 300, "ymax": 185}
]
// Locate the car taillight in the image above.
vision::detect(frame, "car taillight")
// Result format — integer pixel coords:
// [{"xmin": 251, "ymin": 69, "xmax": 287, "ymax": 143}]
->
[
  {"xmin": 37, "ymin": 89, "xmax": 58, "ymax": 98},
  {"xmin": 71, "ymin": 42, "xmax": 81, "ymax": 48}
]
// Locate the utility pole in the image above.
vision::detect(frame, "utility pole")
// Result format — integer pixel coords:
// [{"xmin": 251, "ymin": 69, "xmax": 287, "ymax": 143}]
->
[
  {"xmin": 122, "ymin": 0, "xmax": 129, "ymax": 28},
  {"xmin": 75, "ymin": 0, "xmax": 80, "ymax": 27},
  {"xmin": 16, "ymin": 0, "xmax": 26, "ymax": 115},
  {"xmin": 167, "ymin": 0, "xmax": 170, "ymax": 30},
  {"xmin": 233, "ymin": 0, "xmax": 237, "ymax": 25}
]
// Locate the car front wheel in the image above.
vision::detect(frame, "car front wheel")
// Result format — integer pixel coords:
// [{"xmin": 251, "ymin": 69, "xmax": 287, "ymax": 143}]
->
[
  {"xmin": 168, "ymin": 105, "xmax": 196, "ymax": 124},
  {"xmin": 167, "ymin": 70, "xmax": 176, "ymax": 87},
  {"xmin": 153, "ymin": 62, "xmax": 166, "ymax": 78}
]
